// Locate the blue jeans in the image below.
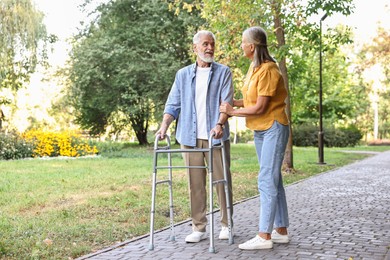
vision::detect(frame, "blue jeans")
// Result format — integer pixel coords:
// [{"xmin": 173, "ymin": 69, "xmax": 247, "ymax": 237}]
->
[{"xmin": 254, "ymin": 121, "xmax": 289, "ymax": 233}]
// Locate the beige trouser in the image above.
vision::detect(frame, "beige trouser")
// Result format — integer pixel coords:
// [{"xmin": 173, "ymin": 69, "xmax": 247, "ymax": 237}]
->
[{"xmin": 181, "ymin": 139, "xmax": 233, "ymax": 232}]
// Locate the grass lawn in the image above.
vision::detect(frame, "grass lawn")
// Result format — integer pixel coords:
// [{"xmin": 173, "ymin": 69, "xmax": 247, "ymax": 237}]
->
[{"xmin": 0, "ymin": 144, "xmax": 389, "ymax": 259}]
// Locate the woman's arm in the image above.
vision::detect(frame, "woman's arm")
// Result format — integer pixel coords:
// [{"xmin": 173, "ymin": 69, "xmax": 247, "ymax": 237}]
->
[
  {"xmin": 233, "ymin": 99, "xmax": 244, "ymax": 107},
  {"xmin": 220, "ymin": 96, "xmax": 270, "ymax": 117}
]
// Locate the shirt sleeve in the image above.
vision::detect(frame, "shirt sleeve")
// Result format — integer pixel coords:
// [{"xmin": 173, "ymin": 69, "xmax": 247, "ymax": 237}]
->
[
  {"xmin": 220, "ymin": 67, "xmax": 234, "ymax": 105},
  {"xmin": 257, "ymin": 65, "xmax": 280, "ymax": 97},
  {"xmin": 163, "ymin": 73, "xmax": 181, "ymax": 119}
]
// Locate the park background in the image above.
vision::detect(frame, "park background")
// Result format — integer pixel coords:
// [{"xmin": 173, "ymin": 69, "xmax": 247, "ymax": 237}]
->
[{"xmin": 1, "ymin": 0, "xmax": 390, "ymax": 259}]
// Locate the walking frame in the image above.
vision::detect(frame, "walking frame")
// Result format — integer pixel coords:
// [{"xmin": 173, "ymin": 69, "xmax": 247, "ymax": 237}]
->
[{"xmin": 149, "ymin": 133, "xmax": 234, "ymax": 253}]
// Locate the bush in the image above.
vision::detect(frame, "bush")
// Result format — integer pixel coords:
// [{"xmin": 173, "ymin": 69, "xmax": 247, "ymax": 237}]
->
[
  {"xmin": 293, "ymin": 124, "xmax": 362, "ymax": 147},
  {"xmin": 92, "ymin": 140, "xmax": 135, "ymax": 157},
  {"xmin": 230, "ymin": 129, "xmax": 254, "ymax": 143},
  {"xmin": 292, "ymin": 124, "xmax": 318, "ymax": 147},
  {"xmin": 22, "ymin": 130, "xmax": 98, "ymax": 157},
  {"xmin": 0, "ymin": 131, "xmax": 34, "ymax": 160}
]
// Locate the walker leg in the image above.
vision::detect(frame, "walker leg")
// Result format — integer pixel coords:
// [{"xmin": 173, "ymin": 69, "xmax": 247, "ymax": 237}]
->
[
  {"xmin": 168, "ymin": 152, "xmax": 175, "ymax": 241},
  {"xmin": 208, "ymin": 145, "xmax": 216, "ymax": 253},
  {"xmin": 149, "ymin": 138, "xmax": 160, "ymax": 251},
  {"xmin": 150, "ymin": 135, "xmax": 175, "ymax": 250},
  {"xmin": 221, "ymin": 143, "xmax": 234, "ymax": 245},
  {"xmin": 149, "ymin": 169, "xmax": 157, "ymax": 250}
]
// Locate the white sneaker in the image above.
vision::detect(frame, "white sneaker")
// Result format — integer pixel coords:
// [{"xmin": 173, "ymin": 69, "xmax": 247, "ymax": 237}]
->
[
  {"xmin": 185, "ymin": 231, "xmax": 207, "ymax": 243},
  {"xmin": 271, "ymin": 230, "xmax": 289, "ymax": 243},
  {"xmin": 219, "ymin": 226, "xmax": 233, "ymax": 240},
  {"xmin": 238, "ymin": 235, "xmax": 273, "ymax": 250}
]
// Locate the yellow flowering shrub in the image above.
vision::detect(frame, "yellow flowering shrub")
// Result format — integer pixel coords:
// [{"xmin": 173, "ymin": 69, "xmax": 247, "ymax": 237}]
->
[{"xmin": 22, "ymin": 130, "xmax": 98, "ymax": 158}]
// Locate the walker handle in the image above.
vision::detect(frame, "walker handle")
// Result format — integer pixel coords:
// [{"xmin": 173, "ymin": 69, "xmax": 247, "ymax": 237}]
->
[{"xmin": 154, "ymin": 134, "xmax": 171, "ymax": 150}]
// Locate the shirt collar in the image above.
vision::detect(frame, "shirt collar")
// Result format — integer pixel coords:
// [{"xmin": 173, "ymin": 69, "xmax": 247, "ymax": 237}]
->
[{"xmin": 192, "ymin": 62, "xmax": 214, "ymax": 73}]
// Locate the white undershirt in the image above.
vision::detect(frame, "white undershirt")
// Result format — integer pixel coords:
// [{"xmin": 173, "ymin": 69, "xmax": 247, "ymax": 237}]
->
[{"xmin": 195, "ymin": 67, "xmax": 211, "ymax": 140}]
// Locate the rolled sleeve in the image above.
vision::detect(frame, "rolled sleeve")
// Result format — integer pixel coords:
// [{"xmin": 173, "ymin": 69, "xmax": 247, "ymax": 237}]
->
[
  {"xmin": 221, "ymin": 69, "xmax": 234, "ymax": 105},
  {"xmin": 164, "ymin": 77, "xmax": 181, "ymax": 119}
]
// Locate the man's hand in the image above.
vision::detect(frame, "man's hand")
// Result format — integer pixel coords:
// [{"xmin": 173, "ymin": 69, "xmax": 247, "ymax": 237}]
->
[
  {"xmin": 210, "ymin": 124, "xmax": 223, "ymax": 139},
  {"xmin": 155, "ymin": 126, "xmax": 167, "ymax": 140},
  {"xmin": 156, "ymin": 114, "xmax": 174, "ymax": 140}
]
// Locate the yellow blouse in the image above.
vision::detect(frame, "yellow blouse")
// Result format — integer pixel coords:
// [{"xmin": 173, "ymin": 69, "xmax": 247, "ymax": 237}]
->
[{"xmin": 242, "ymin": 61, "xmax": 289, "ymax": 131}]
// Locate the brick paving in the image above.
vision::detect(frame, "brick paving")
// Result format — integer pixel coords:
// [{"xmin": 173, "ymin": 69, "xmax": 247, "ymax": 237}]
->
[{"xmin": 78, "ymin": 151, "xmax": 390, "ymax": 260}]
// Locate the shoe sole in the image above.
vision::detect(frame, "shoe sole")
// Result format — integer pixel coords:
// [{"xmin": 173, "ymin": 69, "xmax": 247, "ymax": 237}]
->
[
  {"xmin": 185, "ymin": 236, "xmax": 207, "ymax": 243},
  {"xmin": 219, "ymin": 233, "xmax": 233, "ymax": 240},
  {"xmin": 238, "ymin": 244, "xmax": 273, "ymax": 250},
  {"xmin": 272, "ymin": 239, "xmax": 289, "ymax": 244},
  {"xmin": 271, "ymin": 231, "xmax": 289, "ymax": 244},
  {"xmin": 271, "ymin": 236, "xmax": 289, "ymax": 244}
]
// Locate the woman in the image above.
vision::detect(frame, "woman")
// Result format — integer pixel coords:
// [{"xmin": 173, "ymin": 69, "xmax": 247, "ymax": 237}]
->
[{"xmin": 220, "ymin": 26, "xmax": 290, "ymax": 250}]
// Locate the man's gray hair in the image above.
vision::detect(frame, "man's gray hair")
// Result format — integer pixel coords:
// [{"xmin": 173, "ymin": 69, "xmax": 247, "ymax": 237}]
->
[{"xmin": 193, "ymin": 30, "xmax": 216, "ymax": 44}]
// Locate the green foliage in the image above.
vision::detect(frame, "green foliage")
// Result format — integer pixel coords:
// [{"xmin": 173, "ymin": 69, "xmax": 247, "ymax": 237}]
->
[
  {"xmin": 291, "ymin": 124, "xmax": 319, "ymax": 147},
  {"xmin": 0, "ymin": 131, "xmax": 34, "ymax": 160},
  {"xmin": 184, "ymin": 0, "xmax": 355, "ymax": 79},
  {"xmin": 230, "ymin": 129, "xmax": 253, "ymax": 144},
  {"xmin": 284, "ymin": 5, "xmax": 362, "ymax": 128},
  {"xmin": 362, "ymin": 27, "xmax": 390, "ymax": 85},
  {"xmin": 67, "ymin": 0, "xmax": 204, "ymax": 144},
  {"xmin": 0, "ymin": 0, "xmax": 49, "ymax": 91},
  {"xmin": 92, "ymin": 140, "xmax": 143, "ymax": 158},
  {"xmin": 358, "ymin": 27, "xmax": 390, "ymax": 139},
  {"xmin": 171, "ymin": 0, "xmax": 356, "ymax": 169},
  {"xmin": 290, "ymin": 42, "xmax": 370, "ymax": 127},
  {"xmin": 293, "ymin": 123, "xmax": 363, "ymax": 147}
]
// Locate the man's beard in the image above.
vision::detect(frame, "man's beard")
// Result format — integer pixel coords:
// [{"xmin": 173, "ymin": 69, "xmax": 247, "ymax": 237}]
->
[{"xmin": 198, "ymin": 53, "xmax": 214, "ymax": 63}]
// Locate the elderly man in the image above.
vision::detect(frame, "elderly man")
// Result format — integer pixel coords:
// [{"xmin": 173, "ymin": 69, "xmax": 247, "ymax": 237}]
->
[{"xmin": 156, "ymin": 30, "xmax": 233, "ymax": 243}]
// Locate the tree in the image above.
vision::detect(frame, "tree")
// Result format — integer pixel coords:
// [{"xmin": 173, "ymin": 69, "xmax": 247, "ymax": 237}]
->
[
  {"xmin": 357, "ymin": 27, "xmax": 390, "ymax": 139},
  {"xmin": 170, "ymin": 0, "xmax": 355, "ymax": 170},
  {"xmin": 67, "ymin": 0, "xmax": 203, "ymax": 144},
  {"xmin": 0, "ymin": 0, "xmax": 48, "ymax": 91},
  {"xmin": 291, "ymin": 39, "xmax": 369, "ymax": 126},
  {"xmin": 0, "ymin": 0, "xmax": 49, "ymax": 129}
]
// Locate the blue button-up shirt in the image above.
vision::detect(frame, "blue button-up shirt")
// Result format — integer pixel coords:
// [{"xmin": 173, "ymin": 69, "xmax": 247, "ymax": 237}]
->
[{"xmin": 164, "ymin": 62, "xmax": 233, "ymax": 146}]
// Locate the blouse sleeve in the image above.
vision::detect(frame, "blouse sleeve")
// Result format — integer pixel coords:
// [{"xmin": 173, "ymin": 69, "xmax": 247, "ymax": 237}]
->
[{"xmin": 257, "ymin": 65, "xmax": 280, "ymax": 97}]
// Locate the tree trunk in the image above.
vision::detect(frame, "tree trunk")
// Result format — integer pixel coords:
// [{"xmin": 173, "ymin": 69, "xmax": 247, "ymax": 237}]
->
[
  {"xmin": 131, "ymin": 117, "xmax": 149, "ymax": 145},
  {"xmin": 272, "ymin": 0, "xmax": 294, "ymax": 171},
  {"xmin": 0, "ymin": 109, "xmax": 3, "ymax": 130},
  {"xmin": 135, "ymin": 130, "xmax": 148, "ymax": 145}
]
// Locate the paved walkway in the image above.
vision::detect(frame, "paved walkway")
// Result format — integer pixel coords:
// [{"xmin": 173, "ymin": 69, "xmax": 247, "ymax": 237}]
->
[{"xmin": 78, "ymin": 151, "xmax": 390, "ymax": 260}]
